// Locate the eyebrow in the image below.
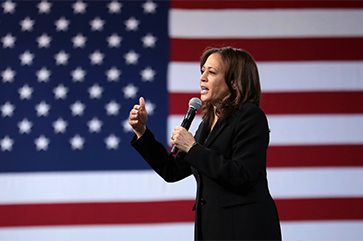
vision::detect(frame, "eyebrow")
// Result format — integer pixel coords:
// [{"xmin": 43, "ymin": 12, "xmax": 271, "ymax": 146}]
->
[{"xmin": 202, "ymin": 65, "xmax": 218, "ymax": 72}]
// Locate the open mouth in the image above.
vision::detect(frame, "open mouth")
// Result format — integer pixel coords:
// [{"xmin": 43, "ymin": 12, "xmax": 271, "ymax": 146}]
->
[{"xmin": 201, "ymin": 86, "xmax": 209, "ymax": 94}]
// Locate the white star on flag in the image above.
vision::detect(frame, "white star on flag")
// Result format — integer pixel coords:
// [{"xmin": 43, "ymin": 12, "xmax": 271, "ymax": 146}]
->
[
  {"xmin": 38, "ymin": 0, "xmax": 52, "ymax": 14},
  {"xmin": 123, "ymin": 83, "xmax": 138, "ymax": 99},
  {"xmin": 145, "ymin": 100, "xmax": 156, "ymax": 115},
  {"xmin": 106, "ymin": 67, "xmax": 121, "ymax": 81},
  {"xmin": 2, "ymin": 34, "xmax": 16, "ymax": 48},
  {"xmin": 53, "ymin": 84, "xmax": 68, "ymax": 99},
  {"xmin": 1, "ymin": 102, "xmax": 15, "ymax": 117},
  {"xmin": 89, "ymin": 50, "xmax": 104, "ymax": 65},
  {"xmin": 2, "ymin": 0, "xmax": 16, "ymax": 14},
  {"xmin": 18, "ymin": 118, "xmax": 33, "ymax": 134},
  {"xmin": 19, "ymin": 84, "xmax": 33, "ymax": 100},
  {"xmin": 1, "ymin": 68, "xmax": 16, "ymax": 83},
  {"xmin": 70, "ymin": 134, "xmax": 85, "ymax": 150},
  {"xmin": 35, "ymin": 101, "xmax": 51, "ymax": 117},
  {"xmin": 141, "ymin": 33, "xmax": 157, "ymax": 48},
  {"xmin": 88, "ymin": 117, "xmax": 103, "ymax": 133},
  {"xmin": 72, "ymin": 34, "xmax": 87, "ymax": 48},
  {"xmin": 55, "ymin": 17, "xmax": 70, "ymax": 31},
  {"xmin": 20, "ymin": 17, "xmax": 35, "ymax": 31},
  {"xmin": 124, "ymin": 50, "xmax": 139, "ymax": 65},
  {"xmin": 105, "ymin": 100, "xmax": 120, "ymax": 116},
  {"xmin": 20, "ymin": 51, "xmax": 34, "ymax": 65},
  {"xmin": 122, "ymin": 118, "xmax": 133, "ymax": 133},
  {"xmin": 54, "ymin": 50, "xmax": 69, "ymax": 65},
  {"xmin": 90, "ymin": 17, "xmax": 105, "ymax": 31},
  {"xmin": 88, "ymin": 84, "xmax": 103, "ymax": 99},
  {"xmin": 108, "ymin": 1, "xmax": 122, "ymax": 14},
  {"xmin": 105, "ymin": 134, "xmax": 120, "ymax": 150},
  {"xmin": 36, "ymin": 67, "xmax": 51, "ymax": 82},
  {"xmin": 53, "ymin": 118, "xmax": 68, "ymax": 133},
  {"xmin": 140, "ymin": 67, "xmax": 156, "ymax": 81},
  {"xmin": 71, "ymin": 67, "xmax": 86, "ymax": 82},
  {"xmin": 0, "ymin": 136, "xmax": 14, "ymax": 151},
  {"xmin": 124, "ymin": 17, "xmax": 140, "ymax": 31},
  {"xmin": 72, "ymin": 1, "xmax": 87, "ymax": 14},
  {"xmin": 37, "ymin": 34, "xmax": 52, "ymax": 48},
  {"xmin": 34, "ymin": 135, "xmax": 50, "ymax": 151},
  {"xmin": 70, "ymin": 101, "xmax": 85, "ymax": 116},
  {"xmin": 107, "ymin": 33, "xmax": 122, "ymax": 48},
  {"xmin": 142, "ymin": 1, "xmax": 157, "ymax": 14}
]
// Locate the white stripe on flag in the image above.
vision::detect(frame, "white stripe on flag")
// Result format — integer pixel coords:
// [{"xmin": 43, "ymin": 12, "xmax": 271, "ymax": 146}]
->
[
  {"xmin": 1, "ymin": 221, "xmax": 362, "ymax": 241},
  {"xmin": 170, "ymin": 9, "xmax": 363, "ymax": 38},
  {"xmin": 2, "ymin": 169, "xmax": 362, "ymax": 204},
  {"xmin": 267, "ymin": 114, "xmax": 363, "ymax": 145},
  {"xmin": 268, "ymin": 167, "xmax": 363, "ymax": 198},
  {"xmin": 168, "ymin": 115, "xmax": 363, "ymax": 146},
  {"xmin": 280, "ymin": 221, "xmax": 363, "ymax": 241},
  {"xmin": 0, "ymin": 171, "xmax": 196, "ymax": 204},
  {"xmin": 168, "ymin": 61, "xmax": 363, "ymax": 92},
  {"xmin": 0, "ymin": 223, "xmax": 194, "ymax": 241}
]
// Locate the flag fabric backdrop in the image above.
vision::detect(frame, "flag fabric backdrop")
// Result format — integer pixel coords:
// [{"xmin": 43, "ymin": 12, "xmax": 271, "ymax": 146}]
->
[{"xmin": 1, "ymin": 1, "xmax": 363, "ymax": 240}]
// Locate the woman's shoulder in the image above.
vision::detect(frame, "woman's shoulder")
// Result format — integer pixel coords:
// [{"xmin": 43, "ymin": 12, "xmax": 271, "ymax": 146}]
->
[
  {"xmin": 237, "ymin": 102, "xmax": 266, "ymax": 118},
  {"xmin": 226, "ymin": 102, "xmax": 268, "ymax": 128}
]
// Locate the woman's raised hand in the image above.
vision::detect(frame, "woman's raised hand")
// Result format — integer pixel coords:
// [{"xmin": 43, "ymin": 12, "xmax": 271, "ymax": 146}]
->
[{"xmin": 129, "ymin": 97, "xmax": 148, "ymax": 138}]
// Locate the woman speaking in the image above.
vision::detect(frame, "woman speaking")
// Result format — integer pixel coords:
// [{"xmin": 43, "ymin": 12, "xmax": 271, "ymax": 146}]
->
[{"xmin": 129, "ymin": 47, "xmax": 281, "ymax": 240}]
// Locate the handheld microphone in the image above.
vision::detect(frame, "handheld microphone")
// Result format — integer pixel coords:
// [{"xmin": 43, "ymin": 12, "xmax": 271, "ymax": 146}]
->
[{"xmin": 171, "ymin": 97, "xmax": 202, "ymax": 155}]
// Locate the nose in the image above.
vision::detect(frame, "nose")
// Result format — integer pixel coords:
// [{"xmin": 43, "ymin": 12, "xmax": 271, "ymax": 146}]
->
[{"xmin": 200, "ymin": 72, "xmax": 207, "ymax": 83}]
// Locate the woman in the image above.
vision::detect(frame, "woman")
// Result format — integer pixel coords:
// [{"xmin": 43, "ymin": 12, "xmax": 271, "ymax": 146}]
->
[{"xmin": 129, "ymin": 47, "xmax": 281, "ymax": 240}]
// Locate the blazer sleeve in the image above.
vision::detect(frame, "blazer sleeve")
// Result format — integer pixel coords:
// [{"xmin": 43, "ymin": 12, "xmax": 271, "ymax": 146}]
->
[
  {"xmin": 183, "ymin": 103, "xmax": 269, "ymax": 192},
  {"xmin": 130, "ymin": 127, "xmax": 192, "ymax": 183}
]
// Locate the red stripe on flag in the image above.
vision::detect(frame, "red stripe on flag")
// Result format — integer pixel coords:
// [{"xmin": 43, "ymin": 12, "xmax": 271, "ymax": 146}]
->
[
  {"xmin": 0, "ymin": 200, "xmax": 195, "ymax": 227},
  {"xmin": 267, "ymin": 145, "xmax": 363, "ymax": 167},
  {"xmin": 1, "ymin": 198, "xmax": 362, "ymax": 227},
  {"xmin": 170, "ymin": 92, "xmax": 363, "ymax": 115},
  {"xmin": 276, "ymin": 198, "xmax": 363, "ymax": 221},
  {"xmin": 171, "ymin": 0, "xmax": 363, "ymax": 9},
  {"xmin": 171, "ymin": 38, "xmax": 363, "ymax": 62}
]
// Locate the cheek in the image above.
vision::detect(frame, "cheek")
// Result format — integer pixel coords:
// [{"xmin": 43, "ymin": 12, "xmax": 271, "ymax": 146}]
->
[{"xmin": 217, "ymin": 83, "xmax": 229, "ymax": 97}]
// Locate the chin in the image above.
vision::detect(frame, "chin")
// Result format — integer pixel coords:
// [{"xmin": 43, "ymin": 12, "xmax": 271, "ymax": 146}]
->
[{"xmin": 200, "ymin": 95, "xmax": 208, "ymax": 102}]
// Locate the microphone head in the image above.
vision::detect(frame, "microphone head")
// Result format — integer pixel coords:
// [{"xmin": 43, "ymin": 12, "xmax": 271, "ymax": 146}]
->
[{"xmin": 189, "ymin": 97, "xmax": 202, "ymax": 110}]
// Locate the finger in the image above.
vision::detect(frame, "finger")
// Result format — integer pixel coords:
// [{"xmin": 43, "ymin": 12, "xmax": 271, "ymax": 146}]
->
[
  {"xmin": 129, "ymin": 114, "xmax": 136, "ymax": 121},
  {"xmin": 131, "ymin": 109, "xmax": 139, "ymax": 115},
  {"xmin": 129, "ymin": 119, "xmax": 139, "ymax": 125},
  {"xmin": 174, "ymin": 126, "xmax": 184, "ymax": 131},
  {"xmin": 139, "ymin": 97, "xmax": 145, "ymax": 110},
  {"xmin": 129, "ymin": 110, "xmax": 137, "ymax": 119}
]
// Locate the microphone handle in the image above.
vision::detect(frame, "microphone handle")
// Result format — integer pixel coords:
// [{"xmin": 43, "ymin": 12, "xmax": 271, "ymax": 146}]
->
[
  {"xmin": 170, "ymin": 108, "xmax": 197, "ymax": 155},
  {"xmin": 170, "ymin": 144, "xmax": 178, "ymax": 155}
]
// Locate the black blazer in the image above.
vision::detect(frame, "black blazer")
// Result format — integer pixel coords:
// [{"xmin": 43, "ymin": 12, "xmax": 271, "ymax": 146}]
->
[{"xmin": 131, "ymin": 102, "xmax": 281, "ymax": 240}]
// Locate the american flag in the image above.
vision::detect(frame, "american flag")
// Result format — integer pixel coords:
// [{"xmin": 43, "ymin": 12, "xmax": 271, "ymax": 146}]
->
[{"xmin": 1, "ymin": 1, "xmax": 363, "ymax": 240}]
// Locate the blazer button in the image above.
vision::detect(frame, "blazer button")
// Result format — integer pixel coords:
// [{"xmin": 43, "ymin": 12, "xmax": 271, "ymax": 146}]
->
[{"xmin": 200, "ymin": 198, "xmax": 206, "ymax": 205}]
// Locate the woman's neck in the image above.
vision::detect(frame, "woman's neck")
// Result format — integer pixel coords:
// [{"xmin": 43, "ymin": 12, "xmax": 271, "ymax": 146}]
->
[{"xmin": 210, "ymin": 112, "xmax": 218, "ymax": 131}]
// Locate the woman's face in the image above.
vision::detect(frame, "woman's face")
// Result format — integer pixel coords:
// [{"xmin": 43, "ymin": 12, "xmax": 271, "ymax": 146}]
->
[{"xmin": 200, "ymin": 53, "xmax": 230, "ymax": 106}]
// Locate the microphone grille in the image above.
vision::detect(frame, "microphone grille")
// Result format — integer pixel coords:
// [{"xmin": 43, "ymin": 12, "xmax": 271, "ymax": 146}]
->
[{"xmin": 189, "ymin": 97, "xmax": 202, "ymax": 110}]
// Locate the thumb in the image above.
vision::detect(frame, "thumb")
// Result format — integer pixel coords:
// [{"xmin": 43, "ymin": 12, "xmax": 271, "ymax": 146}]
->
[{"xmin": 139, "ymin": 97, "xmax": 145, "ymax": 110}]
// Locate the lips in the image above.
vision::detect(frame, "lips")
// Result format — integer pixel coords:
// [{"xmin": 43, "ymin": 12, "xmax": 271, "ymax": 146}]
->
[{"xmin": 201, "ymin": 86, "xmax": 209, "ymax": 94}]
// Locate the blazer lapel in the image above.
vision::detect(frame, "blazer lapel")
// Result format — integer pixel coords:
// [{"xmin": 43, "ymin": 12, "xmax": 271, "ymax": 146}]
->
[
  {"xmin": 195, "ymin": 121, "xmax": 209, "ymax": 145},
  {"xmin": 203, "ymin": 119, "xmax": 229, "ymax": 148}
]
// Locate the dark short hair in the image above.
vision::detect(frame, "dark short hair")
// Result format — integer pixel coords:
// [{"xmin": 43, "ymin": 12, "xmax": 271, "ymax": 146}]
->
[{"xmin": 200, "ymin": 47, "xmax": 261, "ymax": 124}]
